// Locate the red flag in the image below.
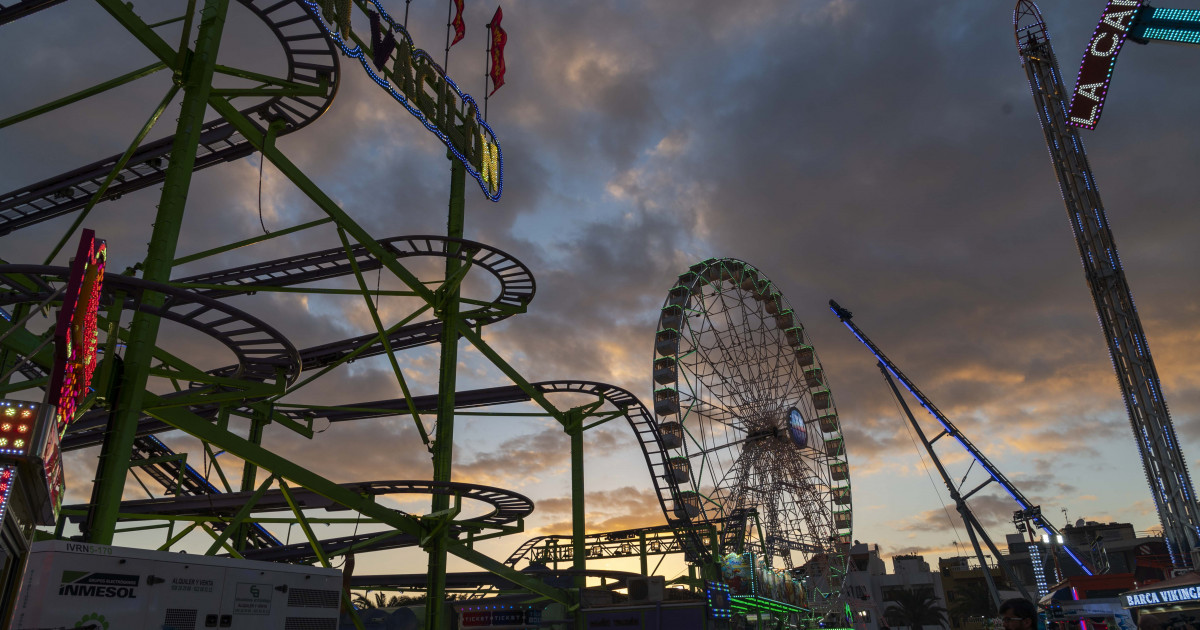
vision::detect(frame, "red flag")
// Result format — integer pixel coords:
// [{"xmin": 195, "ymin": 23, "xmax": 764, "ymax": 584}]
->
[
  {"xmin": 450, "ymin": 0, "xmax": 465, "ymax": 46},
  {"xmin": 488, "ymin": 6, "xmax": 507, "ymax": 95}
]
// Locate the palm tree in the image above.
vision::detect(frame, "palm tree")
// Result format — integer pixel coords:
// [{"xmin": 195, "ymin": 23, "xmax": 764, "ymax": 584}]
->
[
  {"xmin": 948, "ymin": 580, "xmax": 999, "ymax": 628},
  {"xmin": 885, "ymin": 587, "xmax": 949, "ymax": 630},
  {"xmin": 351, "ymin": 591, "xmax": 406, "ymax": 609},
  {"xmin": 351, "ymin": 592, "xmax": 376, "ymax": 609}
]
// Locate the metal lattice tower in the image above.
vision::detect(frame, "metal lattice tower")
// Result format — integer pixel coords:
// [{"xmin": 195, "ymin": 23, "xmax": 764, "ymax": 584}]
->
[{"xmin": 1014, "ymin": 0, "xmax": 1200, "ymax": 566}]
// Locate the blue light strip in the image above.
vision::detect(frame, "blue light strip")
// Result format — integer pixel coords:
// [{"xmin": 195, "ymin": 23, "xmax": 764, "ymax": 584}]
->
[
  {"xmin": 297, "ymin": 0, "xmax": 504, "ymax": 201},
  {"xmin": 145, "ymin": 435, "xmax": 282, "ymax": 546}
]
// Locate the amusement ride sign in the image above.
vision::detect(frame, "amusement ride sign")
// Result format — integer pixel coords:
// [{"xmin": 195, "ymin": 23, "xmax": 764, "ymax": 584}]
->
[
  {"xmin": 1067, "ymin": 0, "xmax": 1147, "ymax": 129},
  {"xmin": 1124, "ymin": 584, "xmax": 1200, "ymax": 607},
  {"xmin": 304, "ymin": 0, "xmax": 503, "ymax": 200},
  {"xmin": 47, "ymin": 229, "xmax": 106, "ymax": 436}
]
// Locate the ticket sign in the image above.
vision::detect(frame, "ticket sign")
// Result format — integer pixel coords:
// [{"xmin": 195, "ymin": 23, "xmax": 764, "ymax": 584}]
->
[
  {"xmin": 47, "ymin": 229, "xmax": 106, "ymax": 435},
  {"xmin": 459, "ymin": 607, "xmax": 540, "ymax": 627},
  {"xmin": 1067, "ymin": 0, "xmax": 1147, "ymax": 129}
]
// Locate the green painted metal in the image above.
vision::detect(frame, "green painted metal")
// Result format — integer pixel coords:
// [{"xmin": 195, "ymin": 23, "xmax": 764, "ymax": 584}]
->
[
  {"xmin": 147, "ymin": 403, "xmax": 574, "ymax": 606},
  {"xmin": 0, "ymin": 61, "xmax": 166, "ymax": 129},
  {"xmin": 88, "ymin": 0, "xmax": 231, "ymax": 544},
  {"xmin": 204, "ymin": 474, "xmax": 275, "ymax": 555},
  {"xmin": 43, "ymin": 82, "xmax": 182, "ymax": 265},
  {"xmin": 336, "ymin": 227, "xmax": 431, "ymax": 446},
  {"xmin": 171, "ymin": 217, "xmax": 333, "ymax": 266},
  {"xmin": 426, "ymin": 157, "xmax": 467, "ymax": 630}
]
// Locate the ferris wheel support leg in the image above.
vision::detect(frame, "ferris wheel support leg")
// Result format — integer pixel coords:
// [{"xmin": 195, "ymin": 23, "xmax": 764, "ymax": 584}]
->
[
  {"xmin": 87, "ymin": 0, "xmax": 230, "ymax": 545},
  {"xmin": 425, "ymin": 156, "xmax": 467, "ymax": 630}
]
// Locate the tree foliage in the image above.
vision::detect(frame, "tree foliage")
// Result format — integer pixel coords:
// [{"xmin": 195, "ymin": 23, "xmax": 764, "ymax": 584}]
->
[{"xmin": 885, "ymin": 587, "xmax": 949, "ymax": 630}]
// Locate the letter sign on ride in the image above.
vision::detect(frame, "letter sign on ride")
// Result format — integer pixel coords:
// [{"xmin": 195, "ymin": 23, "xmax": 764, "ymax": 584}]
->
[
  {"xmin": 1068, "ymin": 0, "xmax": 1146, "ymax": 129},
  {"xmin": 48, "ymin": 229, "xmax": 106, "ymax": 436}
]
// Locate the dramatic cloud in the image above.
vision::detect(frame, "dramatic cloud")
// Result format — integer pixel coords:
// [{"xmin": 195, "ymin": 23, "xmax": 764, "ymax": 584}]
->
[{"xmin": 3, "ymin": 0, "xmax": 1200, "ymax": 574}]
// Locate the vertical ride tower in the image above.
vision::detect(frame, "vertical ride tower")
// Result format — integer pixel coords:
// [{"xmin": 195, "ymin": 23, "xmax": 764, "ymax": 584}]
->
[{"xmin": 1014, "ymin": 1, "xmax": 1200, "ymax": 566}]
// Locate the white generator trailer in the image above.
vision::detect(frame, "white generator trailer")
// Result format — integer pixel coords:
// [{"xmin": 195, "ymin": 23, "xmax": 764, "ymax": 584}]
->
[{"xmin": 11, "ymin": 540, "xmax": 343, "ymax": 629}]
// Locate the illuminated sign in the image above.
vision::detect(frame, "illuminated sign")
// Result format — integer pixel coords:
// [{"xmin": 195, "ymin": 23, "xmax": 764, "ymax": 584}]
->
[
  {"xmin": 457, "ymin": 605, "xmax": 540, "ymax": 627},
  {"xmin": 40, "ymin": 415, "xmax": 65, "ymax": 521},
  {"xmin": 0, "ymin": 402, "xmax": 39, "ymax": 457},
  {"xmin": 303, "ymin": 0, "xmax": 503, "ymax": 201},
  {"xmin": 48, "ymin": 229, "xmax": 106, "ymax": 435},
  {"xmin": 0, "ymin": 466, "xmax": 14, "ymax": 525},
  {"xmin": 1124, "ymin": 585, "xmax": 1200, "ymax": 607},
  {"xmin": 1067, "ymin": 0, "xmax": 1147, "ymax": 129},
  {"xmin": 788, "ymin": 407, "xmax": 808, "ymax": 448},
  {"xmin": 707, "ymin": 581, "xmax": 733, "ymax": 620},
  {"xmin": 0, "ymin": 400, "xmax": 66, "ymax": 524}
]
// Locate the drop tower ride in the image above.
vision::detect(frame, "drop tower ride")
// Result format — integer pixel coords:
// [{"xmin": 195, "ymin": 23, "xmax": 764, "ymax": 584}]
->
[{"xmin": 1014, "ymin": 0, "xmax": 1200, "ymax": 567}]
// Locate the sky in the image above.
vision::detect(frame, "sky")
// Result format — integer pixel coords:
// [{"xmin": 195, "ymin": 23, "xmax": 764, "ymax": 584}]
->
[{"xmin": 3, "ymin": 0, "xmax": 1200, "ymax": 586}]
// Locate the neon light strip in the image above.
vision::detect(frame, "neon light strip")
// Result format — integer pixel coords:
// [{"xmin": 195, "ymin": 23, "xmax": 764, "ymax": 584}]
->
[
  {"xmin": 730, "ymin": 595, "xmax": 808, "ymax": 614},
  {"xmin": 0, "ymin": 466, "xmax": 15, "ymax": 525},
  {"xmin": 1151, "ymin": 7, "xmax": 1200, "ymax": 21},
  {"xmin": 297, "ymin": 0, "xmax": 504, "ymax": 201},
  {"xmin": 1140, "ymin": 27, "xmax": 1200, "ymax": 44}
]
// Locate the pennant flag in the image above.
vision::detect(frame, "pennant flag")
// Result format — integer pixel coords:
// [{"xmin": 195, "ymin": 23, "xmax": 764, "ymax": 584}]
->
[
  {"xmin": 488, "ymin": 6, "xmax": 507, "ymax": 95},
  {"xmin": 451, "ymin": 0, "xmax": 466, "ymax": 46},
  {"xmin": 368, "ymin": 10, "xmax": 397, "ymax": 71}
]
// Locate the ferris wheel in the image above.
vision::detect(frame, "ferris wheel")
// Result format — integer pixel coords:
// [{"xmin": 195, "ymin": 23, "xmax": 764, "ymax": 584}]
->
[{"xmin": 651, "ymin": 258, "xmax": 851, "ymax": 600}]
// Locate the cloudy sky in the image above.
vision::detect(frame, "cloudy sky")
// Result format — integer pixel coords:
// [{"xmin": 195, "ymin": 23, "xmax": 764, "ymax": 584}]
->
[{"xmin": 3, "ymin": 0, "xmax": 1200, "ymax": 583}]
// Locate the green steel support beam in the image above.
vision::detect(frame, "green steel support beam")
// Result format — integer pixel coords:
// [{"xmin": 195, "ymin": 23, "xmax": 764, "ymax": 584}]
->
[
  {"xmin": 426, "ymin": 156, "xmax": 466, "ymax": 630},
  {"xmin": 213, "ymin": 63, "xmax": 330, "ymax": 92},
  {"xmin": 147, "ymin": 404, "xmax": 574, "ymax": 606},
  {"xmin": 88, "ymin": 0, "xmax": 229, "ymax": 544},
  {"xmin": 202, "ymin": 443, "xmax": 234, "ymax": 494},
  {"xmin": 172, "ymin": 217, "xmax": 333, "ymax": 266},
  {"xmin": 158, "ymin": 522, "xmax": 200, "ymax": 551},
  {"xmin": 44, "ymin": 82, "xmax": 181, "ymax": 265},
  {"xmin": 0, "ymin": 61, "xmax": 166, "ymax": 129},
  {"xmin": 455, "ymin": 325, "xmax": 569, "ymax": 426},
  {"xmin": 198, "ymin": 521, "xmax": 244, "ymax": 558},
  {"xmin": 93, "ymin": 290, "xmax": 127, "ymax": 407},
  {"xmin": 272, "ymin": 303, "xmax": 432, "ymax": 402},
  {"xmin": 0, "ymin": 378, "xmax": 47, "ymax": 396},
  {"xmin": 203, "ymin": 474, "xmax": 275, "ymax": 555},
  {"xmin": 279, "ymin": 480, "xmax": 331, "ymax": 568},
  {"xmin": 336, "ymin": 227, "xmax": 430, "ymax": 446},
  {"xmin": 237, "ymin": 408, "xmax": 268, "ymax": 552},
  {"xmin": 166, "ymin": 282, "xmax": 416, "ymax": 298}
]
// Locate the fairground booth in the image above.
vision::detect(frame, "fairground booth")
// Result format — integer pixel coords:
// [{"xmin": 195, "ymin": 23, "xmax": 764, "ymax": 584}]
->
[{"xmin": 1121, "ymin": 572, "xmax": 1200, "ymax": 630}]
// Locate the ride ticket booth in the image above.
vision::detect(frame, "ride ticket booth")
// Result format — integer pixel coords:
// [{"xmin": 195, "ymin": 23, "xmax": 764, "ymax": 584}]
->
[
  {"xmin": 1121, "ymin": 572, "xmax": 1200, "ymax": 630},
  {"xmin": 0, "ymin": 400, "xmax": 66, "ymax": 624}
]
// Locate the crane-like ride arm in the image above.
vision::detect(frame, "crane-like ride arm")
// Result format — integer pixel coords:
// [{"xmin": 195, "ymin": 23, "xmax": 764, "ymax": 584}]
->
[{"xmin": 830, "ymin": 299, "xmax": 1093, "ymax": 582}]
